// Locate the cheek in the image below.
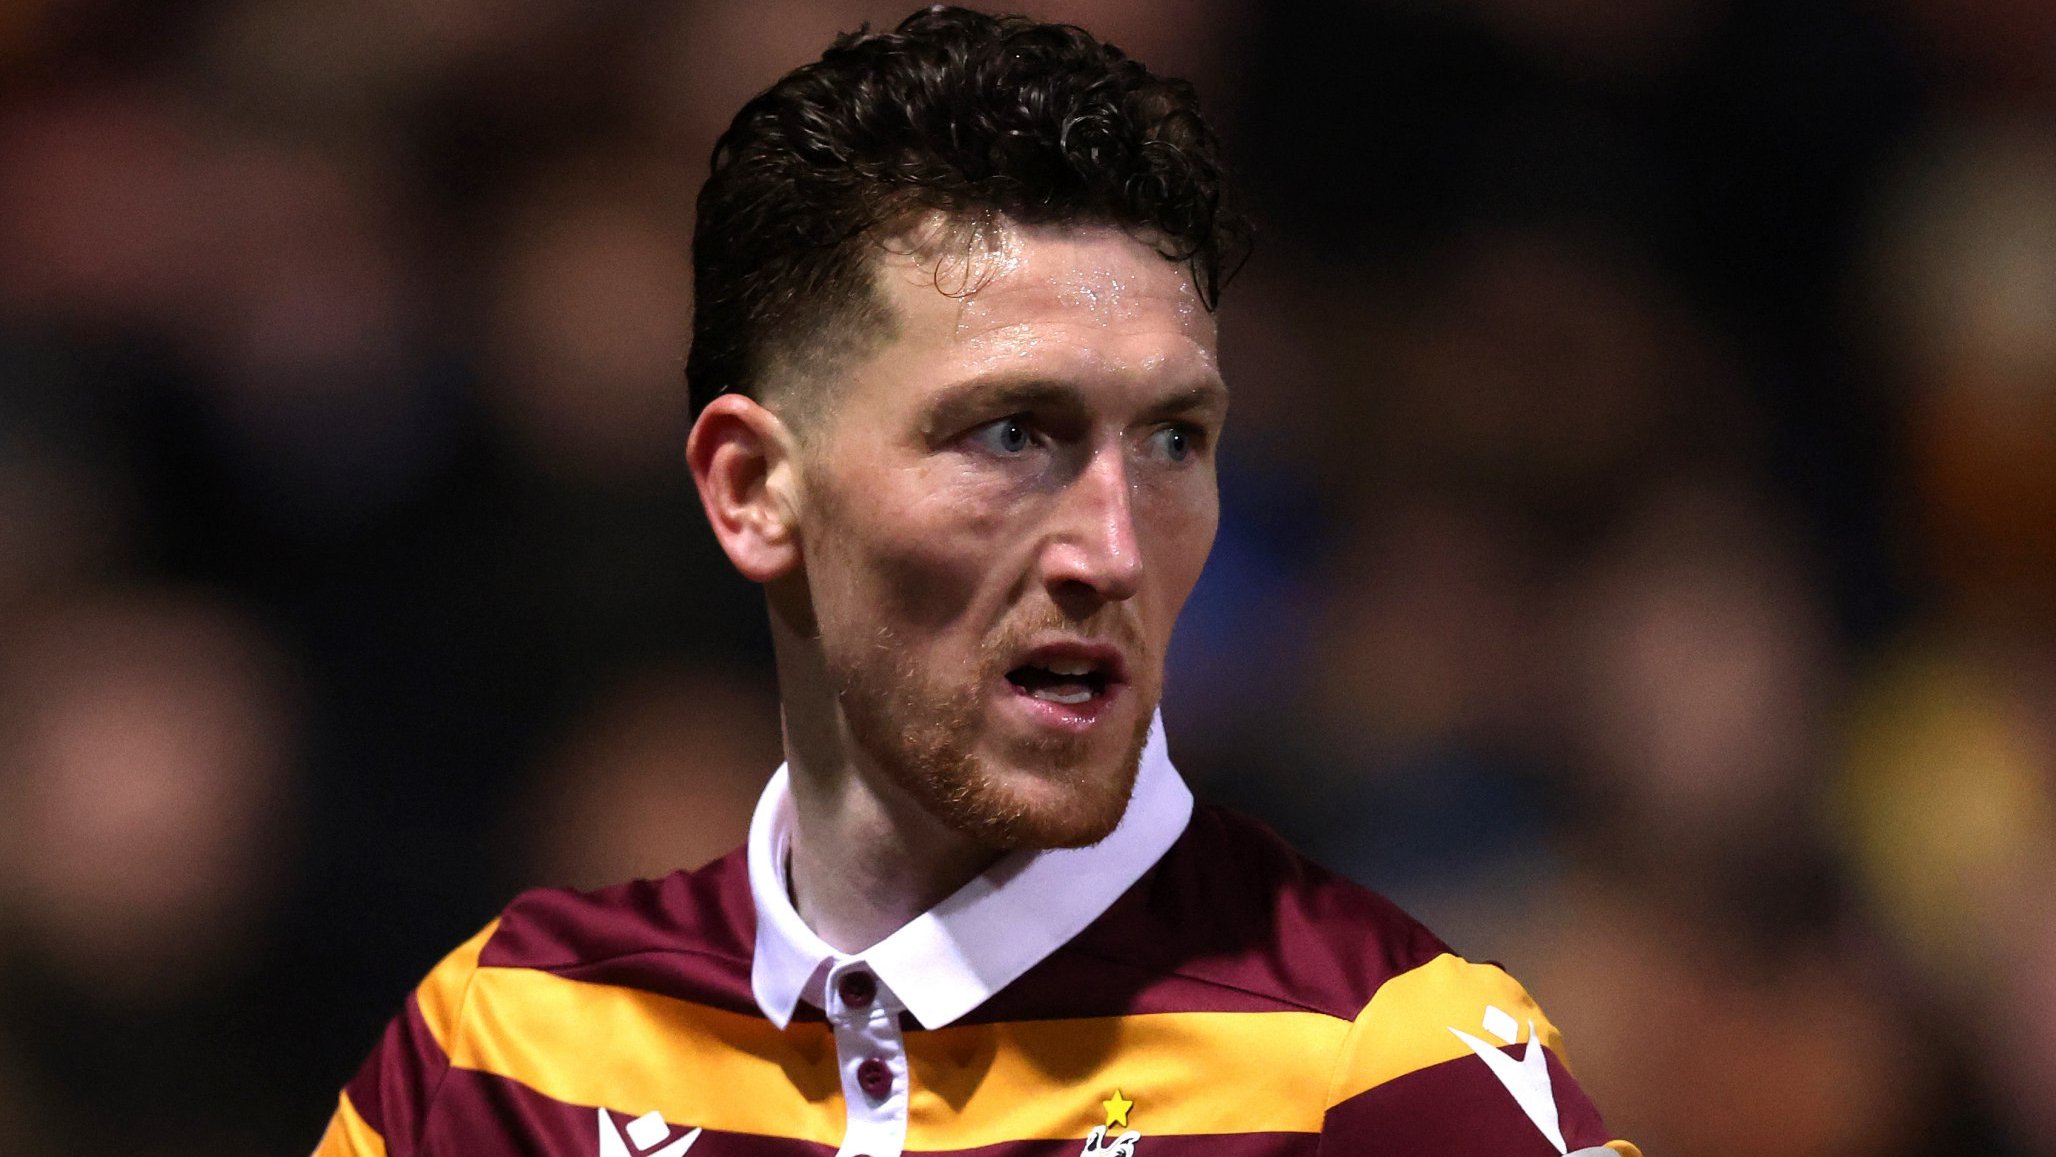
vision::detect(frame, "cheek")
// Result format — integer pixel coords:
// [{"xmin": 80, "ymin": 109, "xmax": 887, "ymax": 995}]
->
[
  {"xmin": 1135, "ymin": 472, "xmax": 1219, "ymax": 607},
  {"xmin": 818, "ymin": 468, "xmax": 1029, "ymax": 640}
]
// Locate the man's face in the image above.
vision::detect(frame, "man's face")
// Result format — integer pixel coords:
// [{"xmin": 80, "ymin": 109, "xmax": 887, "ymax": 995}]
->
[{"xmin": 795, "ymin": 218, "xmax": 1224, "ymax": 850}]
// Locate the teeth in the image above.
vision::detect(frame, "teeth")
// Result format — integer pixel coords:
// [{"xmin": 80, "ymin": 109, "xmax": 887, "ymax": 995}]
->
[
  {"xmin": 1032, "ymin": 687, "xmax": 1094, "ymax": 705},
  {"xmin": 1044, "ymin": 660, "xmax": 1095, "ymax": 677}
]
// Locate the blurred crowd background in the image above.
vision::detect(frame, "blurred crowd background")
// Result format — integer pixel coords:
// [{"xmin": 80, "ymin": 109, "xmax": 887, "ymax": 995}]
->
[{"xmin": 1, "ymin": 0, "xmax": 2053, "ymax": 1153}]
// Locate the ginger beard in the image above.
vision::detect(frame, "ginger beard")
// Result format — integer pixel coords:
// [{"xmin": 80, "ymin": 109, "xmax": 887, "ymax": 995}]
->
[{"xmin": 821, "ymin": 588, "xmax": 1158, "ymax": 851}]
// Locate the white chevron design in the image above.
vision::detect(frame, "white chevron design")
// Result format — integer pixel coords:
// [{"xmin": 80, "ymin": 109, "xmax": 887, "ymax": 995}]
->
[
  {"xmin": 597, "ymin": 1108, "xmax": 702, "ymax": 1157},
  {"xmin": 1449, "ymin": 1010, "xmax": 1568, "ymax": 1154}
]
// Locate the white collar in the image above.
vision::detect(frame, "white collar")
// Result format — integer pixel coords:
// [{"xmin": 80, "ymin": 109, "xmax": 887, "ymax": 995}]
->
[{"xmin": 747, "ymin": 711, "xmax": 1193, "ymax": 1030}]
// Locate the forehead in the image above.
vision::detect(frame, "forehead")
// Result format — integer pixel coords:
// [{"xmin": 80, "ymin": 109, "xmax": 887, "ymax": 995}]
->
[{"xmin": 865, "ymin": 216, "xmax": 1218, "ymax": 383}]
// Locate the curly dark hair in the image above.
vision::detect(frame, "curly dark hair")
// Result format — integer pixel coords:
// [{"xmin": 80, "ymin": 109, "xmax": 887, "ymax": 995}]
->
[{"xmin": 686, "ymin": 5, "xmax": 1249, "ymax": 419}]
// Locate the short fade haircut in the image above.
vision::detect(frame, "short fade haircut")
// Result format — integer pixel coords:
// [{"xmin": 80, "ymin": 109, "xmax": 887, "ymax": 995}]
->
[{"xmin": 686, "ymin": 5, "xmax": 1250, "ymax": 420}]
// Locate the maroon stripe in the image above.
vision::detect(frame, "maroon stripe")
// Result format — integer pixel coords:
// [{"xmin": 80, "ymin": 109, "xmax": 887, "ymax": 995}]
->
[
  {"xmin": 478, "ymin": 850, "xmax": 781, "ymax": 1017},
  {"xmin": 960, "ymin": 805, "xmax": 1448, "ymax": 1025},
  {"xmin": 482, "ymin": 851, "xmax": 755, "ymax": 970},
  {"xmin": 1320, "ymin": 1046, "xmax": 1617, "ymax": 1155},
  {"xmin": 962, "ymin": 948, "xmax": 1338, "ymax": 1022},
  {"xmin": 535, "ymin": 951, "xmax": 767, "ymax": 1020},
  {"xmin": 344, "ymin": 991, "xmax": 450, "ymax": 1155}
]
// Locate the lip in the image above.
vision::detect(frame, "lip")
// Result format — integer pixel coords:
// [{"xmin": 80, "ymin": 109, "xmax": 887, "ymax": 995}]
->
[
  {"xmin": 1008, "ymin": 639, "xmax": 1132, "ymax": 688},
  {"xmin": 995, "ymin": 638, "xmax": 1133, "ymax": 734}
]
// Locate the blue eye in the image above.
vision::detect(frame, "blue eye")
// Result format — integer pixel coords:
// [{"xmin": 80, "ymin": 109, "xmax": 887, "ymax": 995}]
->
[
  {"xmin": 1150, "ymin": 424, "xmax": 1198, "ymax": 462},
  {"xmin": 971, "ymin": 416, "xmax": 1033, "ymax": 455}
]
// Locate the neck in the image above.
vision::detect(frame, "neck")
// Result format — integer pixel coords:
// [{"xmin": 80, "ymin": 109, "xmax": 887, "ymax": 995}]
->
[{"xmin": 768, "ymin": 589, "xmax": 1004, "ymax": 953}]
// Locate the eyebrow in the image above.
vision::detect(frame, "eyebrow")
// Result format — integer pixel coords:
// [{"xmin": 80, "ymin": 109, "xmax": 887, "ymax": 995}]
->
[
  {"xmin": 918, "ymin": 373, "xmax": 1229, "ymax": 441},
  {"xmin": 1151, "ymin": 379, "xmax": 1232, "ymax": 418}
]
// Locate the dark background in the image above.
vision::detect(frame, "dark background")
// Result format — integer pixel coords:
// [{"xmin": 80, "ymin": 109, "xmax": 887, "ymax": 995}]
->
[{"xmin": 2, "ymin": 0, "xmax": 2054, "ymax": 1153}]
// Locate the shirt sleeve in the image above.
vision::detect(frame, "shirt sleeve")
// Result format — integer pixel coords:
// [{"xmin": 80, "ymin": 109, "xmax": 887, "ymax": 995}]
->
[
  {"xmin": 311, "ymin": 921, "xmax": 498, "ymax": 1157},
  {"xmin": 1316, "ymin": 952, "xmax": 1640, "ymax": 1157}
]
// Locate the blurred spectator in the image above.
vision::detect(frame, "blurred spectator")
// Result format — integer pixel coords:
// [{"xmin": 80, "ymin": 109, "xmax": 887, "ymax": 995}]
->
[
  {"xmin": 0, "ymin": 589, "xmax": 304, "ymax": 1156},
  {"xmin": 1840, "ymin": 103, "xmax": 2056, "ymax": 1155},
  {"xmin": 1337, "ymin": 225, "xmax": 1753, "ymax": 522},
  {"xmin": 642, "ymin": 0, "xmax": 913, "ymax": 151},
  {"xmin": 1560, "ymin": 480, "xmax": 1836, "ymax": 873},
  {"xmin": 482, "ymin": 153, "xmax": 695, "ymax": 489},
  {"xmin": 1865, "ymin": 120, "xmax": 2056, "ymax": 612},
  {"xmin": 182, "ymin": 133, "xmax": 454, "ymax": 531},
  {"xmin": 199, "ymin": 0, "xmax": 579, "ymax": 127},
  {"xmin": 1161, "ymin": 262, "xmax": 1335, "ymax": 756},
  {"xmin": 0, "ymin": 589, "xmax": 300, "ymax": 1005},
  {"xmin": 643, "ymin": 0, "xmax": 1252, "ymax": 158},
  {"xmin": 1514, "ymin": 868, "xmax": 1927, "ymax": 1157},
  {"xmin": 515, "ymin": 666, "xmax": 780, "ymax": 891},
  {"xmin": 0, "ymin": 85, "xmax": 204, "ymax": 327},
  {"xmin": 1290, "ymin": 495, "xmax": 1559, "ymax": 953}
]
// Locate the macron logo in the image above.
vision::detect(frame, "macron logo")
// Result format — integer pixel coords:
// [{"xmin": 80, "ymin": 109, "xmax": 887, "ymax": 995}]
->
[
  {"xmin": 598, "ymin": 1108, "xmax": 702, "ymax": 1157},
  {"xmin": 1449, "ymin": 1005, "xmax": 1566, "ymax": 1155}
]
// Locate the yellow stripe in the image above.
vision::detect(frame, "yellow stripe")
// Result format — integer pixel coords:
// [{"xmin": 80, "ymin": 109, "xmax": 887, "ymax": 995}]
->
[
  {"xmin": 311, "ymin": 1091, "xmax": 387, "ymax": 1157},
  {"xmin": 904, "ymin": 1009, "xmax": 1351, "ymax": 1146},
  {"xmin": 450, "ymin": 967, "xmax": 848, "ymax": 1143},
  {"xmin": 443, "ymin": 959, "xmax": 1595, "ymax": 1145},
  {"xmin": 1328, "ymin": 953, "xmax": 1568, "ymax": 1105},
  {"xmin": 417, "ymin": 919, "xmax": 499, "ymax": 1054},
  {"xmin": 1606, "ymin": 1141, "xmax": 1644, "ymax": 1156},
  {"xmin": 447, "ymin": 966, "xmax": 1356, "ymax": 1143}
]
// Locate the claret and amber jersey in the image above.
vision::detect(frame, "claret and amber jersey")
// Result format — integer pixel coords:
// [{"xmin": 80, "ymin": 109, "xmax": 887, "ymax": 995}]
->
[{"xmin": 316, "ymin": 719, "xmax": 1639, "ymax": 1157}]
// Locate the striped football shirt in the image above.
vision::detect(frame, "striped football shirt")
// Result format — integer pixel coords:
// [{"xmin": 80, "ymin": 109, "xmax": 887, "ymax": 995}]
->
[{"xmin": 316, "ymin": 718, "xmax": 1638, "ymax": 1156}]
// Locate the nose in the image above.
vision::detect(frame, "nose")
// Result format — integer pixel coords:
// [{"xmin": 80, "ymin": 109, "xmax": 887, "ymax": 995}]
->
[{"xmin": 1039, "ymin": 446, "xmax": 1144, "ymax": 608}]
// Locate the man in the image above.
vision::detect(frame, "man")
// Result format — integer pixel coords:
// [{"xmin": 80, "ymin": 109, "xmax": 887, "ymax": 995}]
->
[{"xmin": 317, "ymin": 9, "xmax": 1637, "ymax": 1156}]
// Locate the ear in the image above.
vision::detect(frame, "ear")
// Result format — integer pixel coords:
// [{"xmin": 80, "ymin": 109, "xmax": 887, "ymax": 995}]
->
[{"xmin": 686, "ymin": 394, "xmax": 804, "ymax": 583}]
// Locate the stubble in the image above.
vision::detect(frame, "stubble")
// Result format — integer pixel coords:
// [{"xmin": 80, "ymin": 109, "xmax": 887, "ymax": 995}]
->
[{"xmin": 831, "ymin": 604, "xmax": 1155, "ymax": 851}]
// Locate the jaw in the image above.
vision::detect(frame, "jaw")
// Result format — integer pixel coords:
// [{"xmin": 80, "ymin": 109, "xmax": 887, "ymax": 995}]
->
[
  {"xmin": 957, "ymin": 654, "xmax": 1160, "ymax": 848},
  {"xmin": 772, "ymin": 521, "xmax": 1170, "ymax": 854}
]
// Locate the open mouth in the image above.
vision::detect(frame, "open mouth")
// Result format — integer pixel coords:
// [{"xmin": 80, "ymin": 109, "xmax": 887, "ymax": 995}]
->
[
  {"xmin": 1005, "ymin": 660, "xmax": 1111, "ymax": 705},
  {"xmin": 1001, "ymin": 642, "xmax": 1129, "ymax": 715}
]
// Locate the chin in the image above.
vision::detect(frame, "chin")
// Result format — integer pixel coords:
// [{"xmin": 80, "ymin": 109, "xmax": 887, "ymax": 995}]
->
[
  {"xmin": 856, "ymin": 701, "xmax": 1154, "ymax": 852},
  {"xmin": 961, "ymin": 736, "xmax": 1147, "ymax": 850},
  {"xmin": 827, "ymin": 614, "xmax": 1159, "ymax": 852}
]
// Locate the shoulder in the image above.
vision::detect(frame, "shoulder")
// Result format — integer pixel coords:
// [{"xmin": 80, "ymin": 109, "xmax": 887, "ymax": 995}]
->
[
  {"xmin": 1317, "ymin": 951, "xmax": 1637, "ymax": 1155},
  {"xmin": 1146, "ymin": 803, "xmax": 1457, "ymax": 1015},
  {"xmin": 463, "ymin": 846, "xmax": 760, "ymax": 1016},
  {"xmin": 324, "ymin": 849, "xmax": 771, "ymax": 1157},
  {"xmin": 1190, "ymin": 805, "xmax": 1452, "ymax": 957},
  {"xmin": 970, "ymin": 802, "xmax": 1454, "ymax": 1022}
]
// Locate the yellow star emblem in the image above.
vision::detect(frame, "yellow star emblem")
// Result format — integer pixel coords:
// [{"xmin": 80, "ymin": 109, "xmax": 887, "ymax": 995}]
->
[{"xmin": 1102, "ymin": 1089, "xmax": 1134, "ymax": 1129}]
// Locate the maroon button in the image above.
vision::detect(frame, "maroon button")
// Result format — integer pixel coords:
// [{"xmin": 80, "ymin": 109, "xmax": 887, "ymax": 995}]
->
[
  {"xmin": 856, "ymin": 1056, "xmax": 892, "ymax": 1099},
  {"xmin": 837, "ymin": 970, "xmax": 877, "ymax": 1009}
]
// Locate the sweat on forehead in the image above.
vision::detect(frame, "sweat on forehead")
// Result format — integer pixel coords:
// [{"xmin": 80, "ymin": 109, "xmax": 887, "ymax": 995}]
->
[
  {"xmin": 764, "ymin": 216, "xmax": 1208, "ymax": 429},
  {"xmin": 961, "ymin": 242, "xmax": 1204, "ymax": 345},
  {"xmin": 879, "ymin": 213, "xmax": 1201, "ymax": 317}
]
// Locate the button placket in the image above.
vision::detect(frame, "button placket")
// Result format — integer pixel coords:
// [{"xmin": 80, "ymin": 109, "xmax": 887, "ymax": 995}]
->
[{"xmin": 827, "ymin": 963, "xmax": 908, "ymax": 1157}]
